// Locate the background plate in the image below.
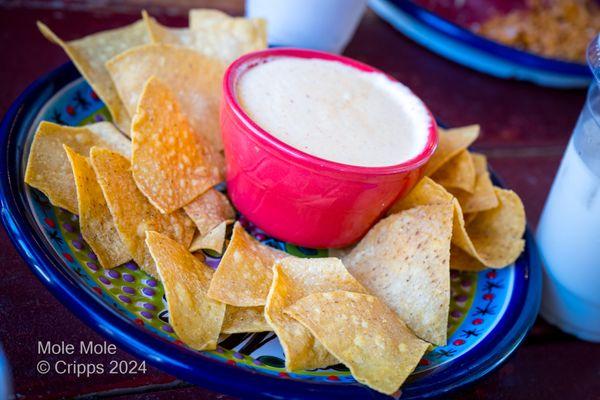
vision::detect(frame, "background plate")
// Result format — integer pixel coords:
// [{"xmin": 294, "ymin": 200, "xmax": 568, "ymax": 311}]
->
[
  {"xmin": 370, "ymin": 0, "xmax": 591, "ymax": 88},
  {"xmin": 0, "ymin": 62, "xmax": 542, "ymax": 399}
]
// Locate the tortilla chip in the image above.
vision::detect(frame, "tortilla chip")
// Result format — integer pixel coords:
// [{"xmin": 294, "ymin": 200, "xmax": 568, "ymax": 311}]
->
[
  {"xmin": 388, "ymin": 176, "xmax": 453, "ymax": 215},
  {"xmin": 344, "ymin": 204, "xmax": 453, "ymax": 345},
  {"xmin": 286, "ymin": 291, "xmax": 429, "ymax": 395},
  {"xmin": 222, "ymin": 306, "xmax": 271, "ymax": 334},
  {"xmin": 90, "ymin": 147, "xmax": 195, "ymax": 277},
  {"xmin": 265, "ymin": 257, "xmax": 366, "ymax": 371},
  {"xmin": 431, "ymin": 150, "xmax": 476, "ymax": 193},
  {"xmin": 37, "ymin": 21, "xmax": 148, "ymax": 132},
  {"xmin": 449, "ymin": 153, "xmax": 498, "ymax": 213},
  {"xmin": 207, "ymin": 222, "xmax": 287, "ymax": 306},
  {"xmin": 143, "ymin": 9, "xmax": 266, "ymax": 66},
  {"xmin": 388, "ymin": 169, "xmax": 524, "ymax": 269},
  {"xmin": 460, "ymin": 188, "xmax": 526, "ymax": 268},
  {"xmin": 184, "ymin": 189, "xmax": 235, "ymax": 234},
  {"xmin": 146, "ymin": 231, "xmax": 225, "ymax": 350},
  {"xmin": 425, "ymin": 125, "xmax": 479, "ymax": 176},
  {"xmin": 131, "ymin": 77, "xmax": 221, "ymax": 213},
  {"xmin": 189, "ymin": 220, "xmax": 232, "ymax": 254},
  {"xmin": 464, "ymin": 212, "xmax": 478, "ymax": 225},
  {"xmin": 106, "ymin": 43, "xmax": 225, "ymax": 151},
  {"xmin": 64, "ymin": 146, "xmax": 130, "ymax": 268},
  {"xmin": 450, "ymin": 245, "xmax": 486, "ymax": 271},
  {"xmin": 25, "ymin": 121, "xmax": 131, "ymax": 214},
  {"xmin": 388, "ymin": 178, "xmax": 474, "ymax": 258}
]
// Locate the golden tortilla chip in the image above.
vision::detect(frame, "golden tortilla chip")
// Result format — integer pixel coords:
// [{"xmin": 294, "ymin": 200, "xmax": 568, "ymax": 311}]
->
[
  {"xmin": 450, "ymin": 245, "xmax": 486, "ymax": 271},
  {"xmin": 146, "ymin": 231, "xmax": 225, "ymax": 350},
  {"xmin": 431, "ymin": 150, "xmax": 476, "ymax": 193},
  {"xmin": 189, "ymin": 9, "xmax": 262, "ymax": 31},
  {"xmin": 344, "ymin": 204, "xmax": 453, "ymax": 345},
  {"xmin": 37, "ymin": 20, "xmax": 148, "ymax": 132},
  {"xmin": 90, "ymin": 147, "xmax": 194, "ymax": 277},
  {"xmin": 464, "ymin": 212, "xmax": 478, "ymax": 226},
  {"xmin": 222, "ymin": 306, "xmax": 271, "ymax": 334},
  {"xmin": 184, "ymin": 189, "xmax": 236, "ymax": 235},
  {"xmin": 454, "ymin": 188, "xmax": 526, "ymax": 268},
  {"xmin": 64, "ymin": 146, "xmax": 130, "ymax": 269},
  {"xmin": 425, "ymin": 125, "xmax": 479, "ymax": 176},
  {"xmin": 449, "ymin": 153, "xmax": 498, "ymax": 213},
  {"xmin": 285, "ymin": 291, "xmax": 429, "ymax": 395},
  {"xmin": 189, "ymin": 220, "xmax": 232, "ymax": 254},
  {"xmin": 143, "ymin": 10, "xmax": 266, "ymax": 66},
  {"xmin": 388, "ymin": 176, "xmax": 453, "ymax": 215},
  {"xmin": 207, "ymin": 222, "xmax": 287, "ymax": 306},
  {"xmin": 131, "ymin": 77, "xmax": 221, "ymax": 213},
  {"xmin": 265, "ymin": 257, "xmax": 366, "ymax": 371},
  {"xmin": 106, "ymin": 43, "xmax": 225, "ymax": 151},
  {"xmin": 388, "ymin": 172, "xmax": 524, "ymax": 269},
  {"xmin": 25, "ymin": 121, "xmax": 131, "ymax": 214},
  {"xmin": 388, "ymin": 178, "xmax": 472, "ymax": 256}
]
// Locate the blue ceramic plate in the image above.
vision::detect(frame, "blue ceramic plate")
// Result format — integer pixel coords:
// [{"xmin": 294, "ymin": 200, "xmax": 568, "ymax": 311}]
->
[
  {"xmin": 0, "ymin": 63, "xmax": 541, "ymax": 399},
  {"xmin": 370, "ymin": 0, "xmax": 591, "ymax": 88}
]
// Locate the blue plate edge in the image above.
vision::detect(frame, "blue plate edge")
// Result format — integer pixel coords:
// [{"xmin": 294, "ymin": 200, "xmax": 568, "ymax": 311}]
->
[{"xmin": 0, "ymin": 62, "xmax": 542, "ymax": 400}]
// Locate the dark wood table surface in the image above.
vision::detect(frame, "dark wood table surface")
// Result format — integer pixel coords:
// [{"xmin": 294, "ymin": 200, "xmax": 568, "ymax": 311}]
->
[{"xmin": 1, "ymin": 1, "xmax": 599, "ymax": 399}]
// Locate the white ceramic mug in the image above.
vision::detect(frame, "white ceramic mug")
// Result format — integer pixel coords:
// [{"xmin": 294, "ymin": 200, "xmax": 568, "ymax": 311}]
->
[{"xmin": 246, "ymin": 0, "xmax": 369, "ymax": 53}]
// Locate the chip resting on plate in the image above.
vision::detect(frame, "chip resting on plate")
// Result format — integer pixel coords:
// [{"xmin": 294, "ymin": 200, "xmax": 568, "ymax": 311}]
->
[
  {"xmin": 184, "ymin": 189, "xmax": 235, "ymax": 234},
  {"xmin": 389, "ymin": 177, "xmax": 471, "ymax": 254},
  {"xmin": 344, "ymin": 204, "xmax": 453, "ymax": 345},
  {"xmin": 388, "ymin": 176, "xmax": 453, "ymax": 215},
  {"xmin": 37, "ymin": 20, "xmax": 148, "ymax": 132},
  {"xmin": 388, "ymin": 176, "xmax": 524, "ymax": 269},
  {"xmin": 25, "ymin": 121, "xmax": 131, "ymax": 214},
  {"xmin": 144, "ymin": 10, "xmax": 266, "ymax": 66},
  {"xmin": 222, "ymin": 306, "xmax": 271, "ymax": 334},
  {"xmin": 64, "ymin": 145, "xmax": 130, "ymax": 269},
  {"xmin": 207, "ymin": 222, "xmax": 288, "ymax": 306},
  {"xmin": 425, "ymin": 125, "xmax": 479, "ymax": 176},
  {"xmin": 265, "ymin": 257, "xmax": 367, "ymax": 371},
  {"xmin": 449, "ymin": 153, "xmax": 498, "ymax": 213},
  {"xmin": 90, "ymin": 147, "xmax": 194, "ymax": 277},
  {"xmin": 189, "ymin": 8, "xmax": 264, "ymax": 32},
  {"xmin": 189, "ymin": 220, "xmax": 232, "ymax": 254},
  {"xmin": 450, "ymin": 245, "xmax": 487, "ymax": 271},
  {"xmin": 452, "ymin": 188, "xmax": 526, "ymax": 268},
  {"xmin": 285, "ymin": 291, "xmax": 429, "ymax": 395},
  {"xmin": 146, "ymin": 231, "xmax": 225, "ymax": 350},
  {"xmin": 431, "ymin": 150, "xmax": 476, "ymax": 193},
  {"xmin": 106, "ymin": 43, "xmax": 225, "ymax": 151},
  {"xmin": 131, "ymin": 77, "xmax": 221, "ymax": 213}
]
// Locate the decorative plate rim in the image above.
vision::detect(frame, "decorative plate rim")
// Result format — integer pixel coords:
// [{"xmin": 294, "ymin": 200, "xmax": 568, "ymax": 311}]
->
[{"xmin": 0, "ymin": 62, "xmax": 542, "ymax": 399}]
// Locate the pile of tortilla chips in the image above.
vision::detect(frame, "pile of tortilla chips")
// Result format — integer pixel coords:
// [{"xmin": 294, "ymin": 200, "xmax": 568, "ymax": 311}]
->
[{"xmin": 25, "ymin": 11, "xmax": 526, "ymax": 396}]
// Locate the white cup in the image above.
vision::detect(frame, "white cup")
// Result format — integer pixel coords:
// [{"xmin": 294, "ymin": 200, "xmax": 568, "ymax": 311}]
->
[{"xmin": 246, "ymin": 0, "xmax": 368, "ymax": 53}]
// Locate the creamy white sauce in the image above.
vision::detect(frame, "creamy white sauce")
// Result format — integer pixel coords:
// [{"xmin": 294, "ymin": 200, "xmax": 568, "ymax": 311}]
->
[{"xmin": 236, "ymin": 57, "xmax": 430, "ymax": 167}]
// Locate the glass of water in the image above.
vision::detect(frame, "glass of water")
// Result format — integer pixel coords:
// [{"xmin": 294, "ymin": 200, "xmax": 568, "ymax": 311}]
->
[{"xmin": 536, "ymin": 35, "xmax": 600, "ymax": 342}]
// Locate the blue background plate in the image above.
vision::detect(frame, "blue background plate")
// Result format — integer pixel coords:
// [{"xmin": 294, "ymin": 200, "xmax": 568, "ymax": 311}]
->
[{"xmin": 370, "ymin": 0, "xmax": 591, "ymax": 88}]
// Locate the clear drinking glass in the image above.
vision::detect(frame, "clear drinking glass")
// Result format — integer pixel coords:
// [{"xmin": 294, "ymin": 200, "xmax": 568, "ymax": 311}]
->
[{"xmin": 536, "ymin": 35, "xmax": 600, "ymax": 342}]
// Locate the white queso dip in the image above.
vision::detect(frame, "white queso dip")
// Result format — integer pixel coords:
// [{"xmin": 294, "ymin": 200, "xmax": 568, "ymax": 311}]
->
[{"xmin": 236, "ymin": 57, "xmax": 430, "ymax": 167}]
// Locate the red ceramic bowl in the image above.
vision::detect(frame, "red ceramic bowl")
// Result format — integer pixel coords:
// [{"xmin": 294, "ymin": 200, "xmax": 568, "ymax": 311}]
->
[{"xmin": 220, "ymin": 48, "xmax": 438, "ymax": 248}]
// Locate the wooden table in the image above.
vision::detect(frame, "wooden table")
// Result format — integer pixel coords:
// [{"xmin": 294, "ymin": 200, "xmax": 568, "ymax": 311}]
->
[{"xmin": 0, "ymin": 1, "xmax": 598, "ymax": 399}]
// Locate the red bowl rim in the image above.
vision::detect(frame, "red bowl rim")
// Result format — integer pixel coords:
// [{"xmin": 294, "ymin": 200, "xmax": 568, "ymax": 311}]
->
[{"xmin": 223, "ymin": 47, "xmax": 438, "ymax": 177}]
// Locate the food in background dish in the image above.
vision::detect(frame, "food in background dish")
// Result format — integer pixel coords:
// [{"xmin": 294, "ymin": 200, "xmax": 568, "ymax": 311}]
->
[{"xmin": 476, "ymin": 0, "xmax": 600, "ymax": 63}]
